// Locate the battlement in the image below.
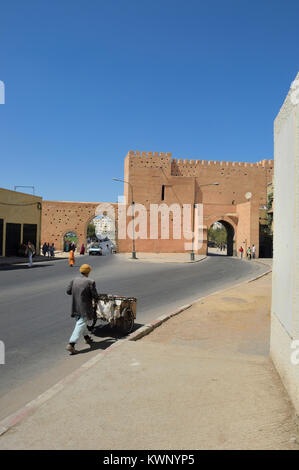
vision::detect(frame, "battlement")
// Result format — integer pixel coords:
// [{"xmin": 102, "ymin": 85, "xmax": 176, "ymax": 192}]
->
[
  {"xmin": 126, "ymin": 150, "xmax": 172, "ymax": 170},
  {"xmin": 126, "ymin": 150, "xmax": 172, "ymax": 160},
  {"xmin": 125, "ymin": 151, "xmax": 274, "ymax": 177},
  {"xmin": 126, "ymin": 150, "xmax": 273, "ymax": 167},
  {"xmin": 171, "ymin": 158, "xmax": 273, "ymax": 168}
]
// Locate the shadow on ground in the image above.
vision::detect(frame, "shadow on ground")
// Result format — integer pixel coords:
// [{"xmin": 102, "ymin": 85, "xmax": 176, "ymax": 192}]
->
[
  {"xmin": 91, "ymin": 321, "xmax": 144, "ymax": 340},
  {"xmin": 73, "ymin": 337, "xmax": 117, "ymax": 355},
  {"xmin": 72, "ymin": 322, "xmax": 144, "ymax": 355},
  {"xmin": 207, "ymin": 252, "xmax": 228, "ymax": 257}
]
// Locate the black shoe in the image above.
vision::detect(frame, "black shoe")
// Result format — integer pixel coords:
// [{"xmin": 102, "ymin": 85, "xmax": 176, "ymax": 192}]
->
[
  {"xmin": 66, "ymin": 344, "xmax": 77, "ymax": 355},
  {"xmin": 84, "ymin": 335, "xmax": 93, "ymax": 345}
]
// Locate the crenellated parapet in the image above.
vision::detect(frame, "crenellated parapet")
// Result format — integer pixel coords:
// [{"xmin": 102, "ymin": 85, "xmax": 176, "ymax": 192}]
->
[
  {"xmin": 126, "ymin": 150, "xmax": 172, "ymax": 170},
  {"xmin": 125, "ymin": 150, "xmax": 274, "ymax": 178},
  {"xmin": 171, "ymin": 157, "xmax": 273, "ymax": 177},
  {"xmin": 171, "ymin": 157, "xmax": 273, "ymax": 168}
]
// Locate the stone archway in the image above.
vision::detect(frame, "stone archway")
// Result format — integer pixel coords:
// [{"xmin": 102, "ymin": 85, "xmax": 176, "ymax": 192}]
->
[
  {"xmin": 42, "ymin": 201, "xmax": 119, "ymax": 252},
  {"xmin": 63, "ymin": 231, "xmax": 78, "ymax": 252},
  {"xmin": 207, "ymin": 218, "xmax": 236, "ymax": 256},
  {"xmin": 220, "ymin": 220, "xmax": 235, "ymax": 256}
]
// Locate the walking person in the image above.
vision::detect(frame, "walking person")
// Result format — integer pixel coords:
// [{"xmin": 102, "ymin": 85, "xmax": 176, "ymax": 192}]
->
[
  {"xmin": 252, "ymin": 244, "xmax": 256, "ymax": 259},
  {"xmin": 26, "ymin": 241, "xmax": 35, "ymax": 268},
  {"xmin": 66, "ymin": 264, "xmax": 98, "ymax": 355},
  {"xmin": 247, "ymin": 247, "xmax": 251, "ymax": 260},
  {"xmin": 50, "ymin": 243, "xmax": 55, "ymax": 257},
  {"xmin": 239, "ymin": 246, "xmax": 244, "ymax": 259},
  {"xmin": 80, "ymin": 243, "xmax": 85, "ymax": 255},
  {"xmin": 42, "ymin": 242, "xmax": 48, "ymax": 257},
  {"xmin": 46, "ymin": 242, "xmax": 50, "ymax": 257},
  {"xmin": 69, "ymin": 248, "xmax": 75, "ymax": 267}
]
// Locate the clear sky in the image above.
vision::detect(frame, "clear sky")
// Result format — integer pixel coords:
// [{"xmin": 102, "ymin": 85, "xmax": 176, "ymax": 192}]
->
[{"xmin": 0, "ymin": 0, "xmax": 298, "ymax": 202}]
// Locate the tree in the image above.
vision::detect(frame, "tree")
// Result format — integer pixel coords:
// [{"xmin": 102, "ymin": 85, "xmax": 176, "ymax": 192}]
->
[
  {"xmin": 208, "ymin": 225, "xmax": 227, "ymax": 246},
  {"xmin": 87, "ymin": 223, "xmax": 96, "ymax": 238}
]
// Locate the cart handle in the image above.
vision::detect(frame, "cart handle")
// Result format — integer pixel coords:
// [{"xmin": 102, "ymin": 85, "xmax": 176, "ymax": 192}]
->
[{"xmin": 97, "ymin": 294, "xmax": 137, "ymax": 302}]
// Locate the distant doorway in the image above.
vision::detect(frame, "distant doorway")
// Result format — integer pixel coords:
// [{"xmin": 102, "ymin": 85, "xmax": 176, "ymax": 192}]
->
[
  {"xmin": 5, "ymin": 223, "xmax": 21, "ymax": 256},
  {"xmin": 23, "ymin": 223, "xmax": 37, "ymax": 248},
  {"xmin": 208, "ymin": 221, "xmax": 235, "ymax": 256}
]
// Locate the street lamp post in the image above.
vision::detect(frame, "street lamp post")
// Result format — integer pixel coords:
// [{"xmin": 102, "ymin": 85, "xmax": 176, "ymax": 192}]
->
[
  {"xmin": 190, "ymin": 182, "xmax": 219, "ymax": 261},
  {"xmin": 113, "ymin": 178, "xmax": 137, "ymax": 259}
]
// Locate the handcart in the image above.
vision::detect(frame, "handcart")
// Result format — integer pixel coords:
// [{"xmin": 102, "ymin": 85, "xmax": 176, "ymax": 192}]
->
[{"xmin": 89, "ymin": 294, "xmax": 137, "ymax": 335}]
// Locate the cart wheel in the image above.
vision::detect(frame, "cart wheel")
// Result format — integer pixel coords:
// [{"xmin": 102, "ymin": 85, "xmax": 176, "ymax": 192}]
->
[{"xmin": 121, "ymin": 310, "xmax": 134, "ymax": 335}]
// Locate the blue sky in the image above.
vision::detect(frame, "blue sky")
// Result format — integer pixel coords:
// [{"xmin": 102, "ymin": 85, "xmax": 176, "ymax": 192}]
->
[{"xmin": 0, "ymin": 0, "xmax": 298, "ymax": 202}]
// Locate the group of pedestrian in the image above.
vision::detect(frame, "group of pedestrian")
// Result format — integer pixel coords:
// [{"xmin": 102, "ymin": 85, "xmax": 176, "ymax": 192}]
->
[
  {"xmin": 239, "ymin": 244, "xmax": 256, "ymax": 260},
  {"xmin": 42, "ymin": 242, "xmax": 55, "ymax": 257}
]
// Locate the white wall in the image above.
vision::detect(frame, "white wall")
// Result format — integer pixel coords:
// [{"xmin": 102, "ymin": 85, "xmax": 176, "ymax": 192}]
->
[
  {"xmin": 272, "ymin": 95, "xmax": 295, "ymax": 334},
  {"xmin": 271, "ymin": 72, "xmax": 299, "ymax": 412}
]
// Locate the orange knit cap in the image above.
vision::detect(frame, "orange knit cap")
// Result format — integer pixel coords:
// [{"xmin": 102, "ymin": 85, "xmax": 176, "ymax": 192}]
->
[{"xmin": 80, "ymin": 264, "xmax": 91, "ymax": 274}]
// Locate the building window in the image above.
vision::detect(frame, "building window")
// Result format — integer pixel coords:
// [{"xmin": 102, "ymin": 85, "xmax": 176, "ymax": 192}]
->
[{"xmin": 161, "ymin": 185, "xmax": 165, "ymax": 201}]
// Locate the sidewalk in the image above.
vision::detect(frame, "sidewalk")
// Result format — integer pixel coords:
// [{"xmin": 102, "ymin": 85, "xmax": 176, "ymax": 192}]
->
[
  {"xmin": 117, "ymin": 253, "xmax": 207, "ymax": 263},
  {"xmin": 0, "ymin": 255, "xmax": 49, "ymax": 266},
  {"xmin": 0, "ymin": 253, "xmax": 68, "ymax": 266},
  {"xmin": 0, "ymin": 272, "xmax": 298, "ymax": 449}
]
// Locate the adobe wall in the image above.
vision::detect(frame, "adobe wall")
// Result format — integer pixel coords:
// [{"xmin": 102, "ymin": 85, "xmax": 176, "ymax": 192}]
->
[
  {"xmin": 42, "ymin": 151, "xmax": 273, "ymax": 256},
  {"xmin": 123, "ymin": 150, "xmax": 273, "ymax": 254},
  {"xmin": 0, "ymin": 188, "xmax": 42, "ymax": 256},
  {"xmin": 42, "ymin": 201, "xmax": 118, "ymax": 251},
  {"xmin": 124, "ymin": 151, "xmax": 273, "ymax": 207}
]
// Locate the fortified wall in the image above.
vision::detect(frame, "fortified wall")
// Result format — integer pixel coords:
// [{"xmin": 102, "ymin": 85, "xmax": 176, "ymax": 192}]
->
[
  {"xmin": 124, "ymin": 150, "xmax": 273, "ymax": 206},
  {"xmin": 41, "ymin": 150, "xmax": 273, "ymax": 256},
  {"xmin": 124, "ymin": 150, "xmax": 274, "ymax": 255},
  {"xmin": 42, "ymin": 201, "xmax": 118, "ymax": 251}
]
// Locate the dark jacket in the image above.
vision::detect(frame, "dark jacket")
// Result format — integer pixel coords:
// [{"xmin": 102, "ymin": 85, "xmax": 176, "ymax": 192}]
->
[{"xmin": 66, "ymin": 274, "xmax": 98, "ymax": 320}]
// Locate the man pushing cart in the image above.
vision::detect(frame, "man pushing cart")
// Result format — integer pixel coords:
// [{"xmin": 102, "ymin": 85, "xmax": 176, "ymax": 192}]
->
[{"xmin": 66, "ymin": 264, "xmax": 136, "ymax": 355}]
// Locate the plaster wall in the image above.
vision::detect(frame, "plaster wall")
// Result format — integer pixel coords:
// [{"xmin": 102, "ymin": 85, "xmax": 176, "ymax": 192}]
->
[
  {"xmin": 270, "ymin": 72, "xmax": 299, "ymax": 413},
  {"xmin": 0, "ymin": 188, "xmax": 42, "ymax": 256}
]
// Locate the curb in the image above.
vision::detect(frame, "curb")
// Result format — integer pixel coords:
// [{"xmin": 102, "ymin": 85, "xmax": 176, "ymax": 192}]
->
[
  {"xmin": 0, "ymin": 303, "xmax": 193, "ymax": 437},
  {"xmin": 0, "ymin": 263, "xmax": 270, "ymax": 438},
  {"xmin": 0, "ymin": 338, "xmax": 126, "ymax": 437},
  {"xmin": 127, "ymin": 304, "xmax": 192, "ymax": 341},
  {"xmin": 248, "ymin": 268, "xmax": 272, "ymax": 282},
  {"xmin": 0, "ymin": 256, "xmax": 68, "ymax": 267}
]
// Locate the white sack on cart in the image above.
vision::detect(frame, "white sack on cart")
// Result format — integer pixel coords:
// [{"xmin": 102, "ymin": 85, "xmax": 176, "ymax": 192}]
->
[
  {"xmin": 96, "ymin": 299, "xmax": 124, "ymax": 321},
  {"xmin": 97, "ymin": 300, "xmax": 115, "ymax": 321},
  {"xmin": 113, "ymin": 299, "xmax": 122, "ymax": 319}
]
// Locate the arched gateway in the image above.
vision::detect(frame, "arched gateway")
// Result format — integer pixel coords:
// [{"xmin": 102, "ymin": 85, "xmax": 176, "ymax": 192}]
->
[
  {"xmin": 41, "ymin": 151, "xmax": 273, "ymax": 257},
  {"xmin": 42, "ymin": 201, "xmax": 119, "ymax": 252},
  {"xmin": 208, "ymin": 220, "xmax": 235, "ymax": 256}
]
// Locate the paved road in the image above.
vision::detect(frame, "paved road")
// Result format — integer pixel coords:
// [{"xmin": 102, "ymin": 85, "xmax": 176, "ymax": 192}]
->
[{"xmin": 0, "ymin": 254, "xmax": 268, "ymax": 420}]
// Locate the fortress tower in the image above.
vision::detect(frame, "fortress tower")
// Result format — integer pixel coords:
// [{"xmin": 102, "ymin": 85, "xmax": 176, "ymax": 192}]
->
[{"xmin": 123, "ymin": 150, "xmax": 274, "ymax": 256}]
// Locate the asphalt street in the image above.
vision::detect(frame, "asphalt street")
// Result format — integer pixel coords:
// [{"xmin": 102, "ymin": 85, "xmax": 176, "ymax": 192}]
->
[{"xmin": 0, "ymin": 254, "xmax": 268, "ymax": 420}]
